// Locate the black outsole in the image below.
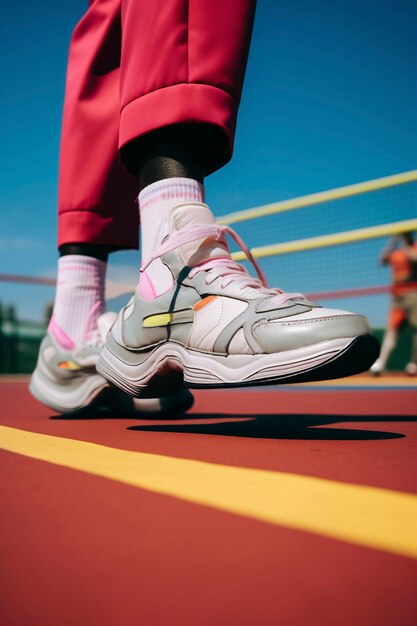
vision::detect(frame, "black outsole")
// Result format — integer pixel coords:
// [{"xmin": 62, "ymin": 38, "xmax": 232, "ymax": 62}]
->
[
  {"xmin": 54, "ymin": 385, "xmax": 195, "ymax": 419},
  {"xmin": 186, "ymin": 334, "xmax": 380, "ymax": 390}
]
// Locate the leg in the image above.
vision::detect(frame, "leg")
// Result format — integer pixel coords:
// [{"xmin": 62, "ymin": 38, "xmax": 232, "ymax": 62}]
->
[
  {"xmin": 370, "ymin": 301, "xmax": 404, "ymax": 374},
  {"xmin": 405, "ymin": 331, "xmax": 417, "ymax": 375},
  {"xmin": 370, "ymin": 329, "xmax": 398, "ymax": 375},
  {"xmin": 53, "ymin": 0, "xmax": 132, "ymax": 350},
  {"xmin": 118, "ymin": 0, "xmax": 256, "ymax": 180},
  {"xmin": 58, "ymin": 0, "xmax": 139, "ymax": 252},
  {"xmin": 119, "ymin": 0, "xmax": 257, "ymax": 224},
  {"xmin": 118, "ymin": 0, "xmax": 257, "ymax": 279},
  {"xmin": 30, "ymin": 0, "xmax": 193, "ymax": 415},
  {"xmin": 97, "ymin": 2, "xmax": 378, "ymax": 392},
  {"xmin": 405, "ymin": 292, "xmax": 417, "ymax": 375}
]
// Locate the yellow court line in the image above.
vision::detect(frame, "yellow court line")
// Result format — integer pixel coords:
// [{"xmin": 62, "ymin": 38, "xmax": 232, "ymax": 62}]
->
[
  {"xmin": 1, "ymin": 426, "xmax": 417, "ymax": 559},
  {"xmin": 231, "ymin": 218, "xmax": 417, "ymax": 261},
  {"xmin": 218, "ymin": 169, "xmax": 417, "ymax": 225}
]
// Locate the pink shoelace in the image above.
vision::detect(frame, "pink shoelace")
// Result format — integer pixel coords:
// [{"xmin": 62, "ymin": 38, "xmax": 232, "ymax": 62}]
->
[{"xmin": 140, "ymin": 224, "xmax": 305, "ymax": 305}]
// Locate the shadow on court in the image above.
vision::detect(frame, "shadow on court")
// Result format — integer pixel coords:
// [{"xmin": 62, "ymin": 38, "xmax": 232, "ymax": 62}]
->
[
  {"xmin": 126, "ymin": 414, "xmax": 410, "ymax": 440},
  {"xmin": 50, "ymin": 409, "xmax": 414, "ymax": 440}
]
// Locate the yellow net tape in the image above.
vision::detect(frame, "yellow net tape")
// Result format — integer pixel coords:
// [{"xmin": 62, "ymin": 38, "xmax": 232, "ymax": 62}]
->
[
  {"xmin": 219, "ymin": 169, "xmax": 417, "ymax": 226},
  {"xmin": 231, "ymin": 218, "xmax": 417, "ymax": 261}
]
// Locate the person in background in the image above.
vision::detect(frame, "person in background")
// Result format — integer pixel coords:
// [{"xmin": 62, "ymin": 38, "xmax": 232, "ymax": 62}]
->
[{"xmin": 371, "ymin": 231, "xmax": 417, "ymax": 376}]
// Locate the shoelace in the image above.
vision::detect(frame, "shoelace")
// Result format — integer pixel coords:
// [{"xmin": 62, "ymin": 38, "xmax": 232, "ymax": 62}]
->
[{"xmin": 140, "ymin": 223, "xmax": 305, "ymax": 305}]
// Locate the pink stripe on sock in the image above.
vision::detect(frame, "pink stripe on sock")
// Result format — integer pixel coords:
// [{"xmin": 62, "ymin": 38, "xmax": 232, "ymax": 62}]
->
[
  {"xmin": 48, "ymin": 315, "xmax": 75, "ymax": 351},
  {"xmin": 59, "ymin": 266, "xmax": 100, "ymax": 272},
  {"xmin": 140, "ymin": 193, "xmax": 204, "ymax": 210},
  {"xmin": 139, "ymin": 178, "xmax": 205, "ymax": 211}
]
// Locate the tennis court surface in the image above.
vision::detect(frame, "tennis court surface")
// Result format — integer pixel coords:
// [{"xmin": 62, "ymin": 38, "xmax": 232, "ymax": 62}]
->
[{"xmin": 1, "ymin": 375, "xmax": 416, "ymax": 626}]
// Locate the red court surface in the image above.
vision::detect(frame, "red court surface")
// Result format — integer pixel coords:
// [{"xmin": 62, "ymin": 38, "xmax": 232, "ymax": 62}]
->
[{"xmin": 1, "ymin": 377, "xmax": 416, "ymax": 626}]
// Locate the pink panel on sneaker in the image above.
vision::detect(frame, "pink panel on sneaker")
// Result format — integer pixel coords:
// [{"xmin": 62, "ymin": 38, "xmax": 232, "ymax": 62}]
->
[
  {"xmin": 139, "ymin": 260, "xmax": 175, "ymax": 299},
  {"xmin": 138, "ymin": 271, "xmax": 158, "ymax": 300},
  {"xmin": 48, "ymin": 315, "xmax": 75, "ymax": 351}
]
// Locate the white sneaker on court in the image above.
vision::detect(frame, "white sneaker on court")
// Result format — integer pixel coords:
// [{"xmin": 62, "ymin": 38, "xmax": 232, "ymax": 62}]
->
[
  {"xmin": 370, "ymin": 360, "xmax": 384, "ymax": 376},
  {"xmin": 97, "ymin": 203, "xmax": 380, "ymax": 395},
  {"xmin": 30, "ymin": 312, "xmax": 194, "ymax": 415},
  {"xmin": 405, "ymin": 362, "xmax": 417, "ymax": 376}
]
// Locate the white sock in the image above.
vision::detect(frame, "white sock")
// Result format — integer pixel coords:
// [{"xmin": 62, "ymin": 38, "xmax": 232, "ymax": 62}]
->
[
  {"xmin": 49, "ymin": 255, "xmax": 106, "ymax": 349},
  {"xmin": 138, "ymin": 177, "xmax": 205, "ymax": 264},
  {"xmin": 138, "ymin": 178, "xmax": 232, "ymax": 300}
]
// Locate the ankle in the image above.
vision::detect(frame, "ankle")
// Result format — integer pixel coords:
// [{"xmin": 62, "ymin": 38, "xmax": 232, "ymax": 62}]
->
[
  {"xmin": 138, "ymin": 178, "xmax": 205, "ymax": 265},
  {"xmin": 59, "ymin": 243, "xmax": 114, "ymax": 262},
  {"xmin": 121, "ymin": 124, "xmax": 220, "ymax": 186}
]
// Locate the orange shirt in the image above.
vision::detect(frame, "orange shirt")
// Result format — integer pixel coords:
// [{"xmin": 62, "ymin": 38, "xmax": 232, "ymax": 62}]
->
[{"xmin": 389, "ymin": 243, "xmax": 417, "ymax": 294}]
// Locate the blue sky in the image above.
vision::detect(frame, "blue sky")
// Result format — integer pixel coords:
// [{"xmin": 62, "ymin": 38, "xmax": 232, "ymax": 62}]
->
[{"xmin": 1, "ymin": 0, "xmax": 416, "ymax": 324}]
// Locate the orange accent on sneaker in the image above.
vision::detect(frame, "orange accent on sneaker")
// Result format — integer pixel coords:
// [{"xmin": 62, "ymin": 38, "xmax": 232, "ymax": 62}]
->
[
  {"xmin": 58, "ymin": 361, "xmax": 81, "ymax": 370},
  {"xmin": 193, "ymin": 295, "xmax": 218, "ymax": 311}
]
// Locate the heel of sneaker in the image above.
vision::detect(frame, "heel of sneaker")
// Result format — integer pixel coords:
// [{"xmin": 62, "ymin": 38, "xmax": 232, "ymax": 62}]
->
[{"xmin": 30, "ymin": 366, "xmax": 107, "ymax": 413}]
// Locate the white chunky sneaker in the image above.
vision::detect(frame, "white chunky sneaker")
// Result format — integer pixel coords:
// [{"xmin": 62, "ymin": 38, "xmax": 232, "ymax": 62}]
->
[
  {"xmin": 30, "ymin": 312, "xmax": 194, "ymax": 415},
  {"xmin": 370, "ymin": 360, "xmax": 384, "ymax": 376},
  {"xmin": 405, "ymin": 362, "xmax": 417, "ymax": 376},
  {"xmin": 97, "ymin": 203, "xmax": 380, "ymax": 394}
]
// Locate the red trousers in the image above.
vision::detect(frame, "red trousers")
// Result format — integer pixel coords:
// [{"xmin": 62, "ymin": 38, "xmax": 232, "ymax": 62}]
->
[{"xmin": 58, "ymin": 0, "xmax": 256, "ymax": 250}]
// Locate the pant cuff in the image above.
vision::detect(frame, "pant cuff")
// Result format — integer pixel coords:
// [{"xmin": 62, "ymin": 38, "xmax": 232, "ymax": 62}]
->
[
  {"xmin": 119, "ymin": 83, "xmax": 237, "ymax": 173},
  {"xmin": 58, "ymin": 208, "xmax": 139, "ymax": 250}
]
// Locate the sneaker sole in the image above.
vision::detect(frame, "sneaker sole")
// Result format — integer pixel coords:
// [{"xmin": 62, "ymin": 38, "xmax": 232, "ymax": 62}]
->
[
  {"xmin": 30, "ymin": 367, "xmax": 108, "ymax": 414},
  {"xmin": 97, "ymin": 334, "xmax": 380, "ymax": 395},
  {"xmin": 30, "ymin": 364, "xmax": 194, "ymax": 416}
]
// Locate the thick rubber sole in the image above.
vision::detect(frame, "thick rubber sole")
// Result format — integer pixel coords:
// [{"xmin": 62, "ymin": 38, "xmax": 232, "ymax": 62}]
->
[
  {"xmin": 97, "ymin": 334, "xmax": 380, "ymax": 396},
  {"xmin": 100, "ymin": 386, "xmax": 194, "ymax": 417},
  {"xmin": 30, "ymin": 364, "xmax": 194, "ymax": 416},
  {"xmin": 30, "ymin": 367, "xmax": 108, "ymax": 414}
]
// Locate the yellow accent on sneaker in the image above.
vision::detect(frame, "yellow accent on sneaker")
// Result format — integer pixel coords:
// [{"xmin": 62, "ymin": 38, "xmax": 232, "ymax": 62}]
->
[{"xmin": 142, "ymin": 313, "xmax": 174, "ymax": 328}]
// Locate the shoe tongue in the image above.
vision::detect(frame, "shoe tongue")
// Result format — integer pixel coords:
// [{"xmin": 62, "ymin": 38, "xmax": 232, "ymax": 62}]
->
[{"xmin": 170, "ymin": 202, "xmax": 231, "ymax": 266}]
